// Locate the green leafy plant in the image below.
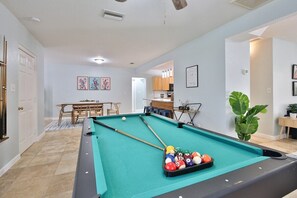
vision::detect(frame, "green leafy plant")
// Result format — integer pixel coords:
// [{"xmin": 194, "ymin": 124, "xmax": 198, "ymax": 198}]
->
[
  {"xmin": 229, "ymin": 91, "xmax": 268, "ymax": 141},
  {"xmin": 287, "ymin": 103, "xmax": 297, "ymax": 113}
]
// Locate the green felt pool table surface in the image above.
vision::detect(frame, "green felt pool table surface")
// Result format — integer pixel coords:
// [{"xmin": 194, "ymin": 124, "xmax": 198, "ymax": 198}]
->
[
  {"xmin": 73, "ymin": 113, "xmax": 297, "ymax": 198},
  {"xmin": 92, "ymin": 113, "xmax": 269, "ymax": 197}
]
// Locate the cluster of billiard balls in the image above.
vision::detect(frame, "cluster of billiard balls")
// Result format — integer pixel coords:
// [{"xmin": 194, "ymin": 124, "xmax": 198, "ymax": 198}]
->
[{"xmin": 164, "ymin": 146, "xmax": 212, "ymax": 171}]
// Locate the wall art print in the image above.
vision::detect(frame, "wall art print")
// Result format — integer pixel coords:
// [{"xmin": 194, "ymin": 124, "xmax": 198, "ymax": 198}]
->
[
  {"xmin": 100, "ymin": 77, "xmax": 111, "ymax": 90},
  {"xmin": 77, "ymin": 76, "xmax": 88, "ymax": 90},
  {"xmin": 89, "ymin": 77, "xmax": 100, "ymax": 90}
]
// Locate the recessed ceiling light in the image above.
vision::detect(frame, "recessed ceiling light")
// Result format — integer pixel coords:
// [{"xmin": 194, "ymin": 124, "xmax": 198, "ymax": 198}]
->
[{"xmin": 94, "ymin": 58, "xmax": 104, "ymax": 64}]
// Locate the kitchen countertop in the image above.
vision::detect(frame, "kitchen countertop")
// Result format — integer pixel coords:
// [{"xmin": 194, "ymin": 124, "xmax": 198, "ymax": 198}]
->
[{"xmin": 145, "ymin": 98, "xmax": 173, "ymax": 102}]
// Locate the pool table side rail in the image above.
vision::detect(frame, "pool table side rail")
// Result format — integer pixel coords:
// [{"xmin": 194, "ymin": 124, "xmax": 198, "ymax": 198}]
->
[
  {"xmin": 73, "ymin": 119, "xmax": 100, "ymax": 198},
  {"xmin": 156, "ymin": 157, "xmax": 297, "ymax": 198}
]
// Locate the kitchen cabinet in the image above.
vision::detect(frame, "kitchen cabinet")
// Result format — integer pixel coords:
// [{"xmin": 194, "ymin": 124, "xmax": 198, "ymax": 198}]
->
[
  {"xmin": 152, "ymin": 76, "xmax": 162, "ymax": 90},
  {"xmin": 152, "ymin": 76, "xmax": 173, "ymax": 91}
]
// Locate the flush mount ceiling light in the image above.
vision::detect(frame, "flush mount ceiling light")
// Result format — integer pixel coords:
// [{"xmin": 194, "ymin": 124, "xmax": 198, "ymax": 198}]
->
[
  {"xmin": 114, "ymin": 0, "xmax": 188, "ymax": 10},
  {"xmin": 94, "ymin": 58, "xmax": 104, "ymax": 64}
]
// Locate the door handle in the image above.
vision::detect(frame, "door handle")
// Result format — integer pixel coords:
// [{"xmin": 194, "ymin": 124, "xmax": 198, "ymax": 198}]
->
[{"xmin": 18, "ymin": 107, "xmax": 24, "ymax": 111}]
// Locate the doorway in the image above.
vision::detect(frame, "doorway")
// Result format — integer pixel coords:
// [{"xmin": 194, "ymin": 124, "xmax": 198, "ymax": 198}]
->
[{"xmin": 132, "ymin": 78, "xmax": 146, "ymax": 113}]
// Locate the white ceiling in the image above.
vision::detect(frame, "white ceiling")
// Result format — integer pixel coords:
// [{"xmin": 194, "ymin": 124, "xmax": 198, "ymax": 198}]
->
[{"xmin": 1, "ymin": 0, "xmax": 278, "ymax": 68}]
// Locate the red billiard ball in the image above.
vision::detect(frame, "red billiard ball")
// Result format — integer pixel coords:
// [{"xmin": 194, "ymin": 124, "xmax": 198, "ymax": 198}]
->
[
  {"xmin": 165, "ymin": 162, "xmax": 177, "ymax": 171},
  {"xmin": 175, "ymin": 160, "xmax": 186, "ymax": 170},
  {"xmin": 191, "ymin": 151, "xmax": 201, "ymax": 158},
  {"xmin": 201, "ymin": 154, "xmax": 212, "ymax": 163}
]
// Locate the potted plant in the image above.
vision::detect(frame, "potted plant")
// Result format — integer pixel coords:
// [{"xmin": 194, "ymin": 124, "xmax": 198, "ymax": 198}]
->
[
  {"xmin": 287, "ymin": 104, "xmax": 297, "ymax": 119},
  {"xmin": 229, "ymin": 91, "xmax": 268, "ymax": 141}
]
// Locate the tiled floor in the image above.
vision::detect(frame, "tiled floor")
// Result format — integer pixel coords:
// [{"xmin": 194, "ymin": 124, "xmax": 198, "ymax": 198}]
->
[
  {"xmin": 0, "ymin": 128, "xmax": 297, "ymax": 198},
  {"xmin": 0, "ymin": 128, "xmax": 81, "ymax": 198}
]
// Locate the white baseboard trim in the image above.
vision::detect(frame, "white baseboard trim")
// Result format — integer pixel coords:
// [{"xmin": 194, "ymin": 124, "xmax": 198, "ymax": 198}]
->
[
  {"xmin": 35, "ymin": 131, "xmax": 45, "ymax": 142},
  {"xmin": 0, "ymin": 154, "xmax": 20, "ymax": 177}
]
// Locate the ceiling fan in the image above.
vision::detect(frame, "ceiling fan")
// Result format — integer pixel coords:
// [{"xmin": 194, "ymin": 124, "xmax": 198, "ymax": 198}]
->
[{"xmin": 115, "ymin": 0, "xmax": 188, "ymax": 10}]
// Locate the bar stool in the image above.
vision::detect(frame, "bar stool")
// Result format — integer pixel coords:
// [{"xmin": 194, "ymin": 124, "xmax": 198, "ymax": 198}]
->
[
  {"xmin": 143, "ymin": 106, "xmax": 153, "ymax": 113},
  {"xmin": 107, "ymin": 102, "xmax": 120, "ymax": 115},
  {"xmin": 159, "ymin": 109, "xmax": 171, "ymax": 118}
]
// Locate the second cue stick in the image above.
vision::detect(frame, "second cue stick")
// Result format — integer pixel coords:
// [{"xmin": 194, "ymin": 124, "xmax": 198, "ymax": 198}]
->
[
  {"xmin": 94, "ymin": 120, "xmax": 164, "ymax": 151},
  {"xmin": 139, "ymin": 115, "xmax": 167, "ymax": 148}
]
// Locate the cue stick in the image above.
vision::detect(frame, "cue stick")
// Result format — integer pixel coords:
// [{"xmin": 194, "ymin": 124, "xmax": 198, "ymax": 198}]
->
[
  {"xmin": 139, "ymin": 115, "xmax": 167, "ymax": 148},
  {"xmin": 93, "ymin": 120, "xmax": 164, "ymax": 151}
]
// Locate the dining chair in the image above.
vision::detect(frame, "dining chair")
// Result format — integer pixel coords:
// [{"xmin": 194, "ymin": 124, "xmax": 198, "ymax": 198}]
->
[{"xmin": 107, "ymin": 102, "xmax": 120, "ymax": 115}]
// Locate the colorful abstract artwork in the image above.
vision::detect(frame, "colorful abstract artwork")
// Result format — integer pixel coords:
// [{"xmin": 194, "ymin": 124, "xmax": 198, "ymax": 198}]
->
[
  {"xmin": 100, "ymin": 77, "xmax": 111, "ymax": 90},
  {"xmin": 77, "ymin": 76, "xmax": 88, "ymax": 90},
  {"xmin": 89, "ymin": 77, "xmax": 100, "ymax": 90}
]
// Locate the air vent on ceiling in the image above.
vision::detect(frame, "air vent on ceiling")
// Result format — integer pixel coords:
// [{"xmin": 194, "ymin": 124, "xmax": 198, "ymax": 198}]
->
[
  {"xmin": 103, "ymin": 9, "xmax": 124, "ymax": 21},
  {"xmin": 230, "ymin": 0, "xmax": 272, "ymax": 9}
]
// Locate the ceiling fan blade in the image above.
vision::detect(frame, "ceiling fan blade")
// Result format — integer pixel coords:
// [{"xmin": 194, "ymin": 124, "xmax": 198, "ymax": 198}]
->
[
  {"xmin": 115, "ymin": 0, "xmax": 127, "ymax": 2},
  {"xmin": 172, "ymin": 0, "xmax": 188, "ymax": 10}
]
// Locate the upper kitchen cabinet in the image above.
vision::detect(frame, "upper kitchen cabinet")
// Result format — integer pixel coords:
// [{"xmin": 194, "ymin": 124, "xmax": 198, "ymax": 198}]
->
[{"xmin": 153, "ymin": 76, "xmax": 162, "ymax": 90}]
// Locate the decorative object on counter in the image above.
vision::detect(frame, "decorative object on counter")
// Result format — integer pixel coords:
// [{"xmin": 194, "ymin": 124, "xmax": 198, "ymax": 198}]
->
[
  {"xmin": 77, "ymin": 76, "xmax": 88, "ymax": 90},
  {"xmin": 100, "ymin": 77, "xmax": 111, "ymax": 90},
  {"xmin": 186, "ymin": 65, "xmax": 198, "ymax": 88},
  {"xmin": 229, "ymin": 91, "xmax": 268, "ymax": 141},
  {"xmin": 89, "ymin": 77, "xmax": 100, "ymax": 90},
  {"xmin": 287, "ymin": 103, "xmax": 297, "ymax": 119}
]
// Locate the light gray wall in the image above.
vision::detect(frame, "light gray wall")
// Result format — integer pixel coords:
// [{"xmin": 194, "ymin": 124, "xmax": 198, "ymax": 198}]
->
[
  {"xmin": 44, "ymin": 63, "xmax": 135, "ymax": 118},
  {"xmin": 225, "ymin": 41, "xmax": 250, "ymax": 136},
  {"xmin": 0, "ymin": 3, "xmax": 44, "ymax": 171},
  {"xmin": 273, "ymin": 38, "xmax": 297, "ymax": 136},
  {"xmin": 250, "ymin": 38, "xmax": 274, "ymax": 136},
  {"xmin": 136, "ymin": 0, "xmax": 297, "ymax": 133}
]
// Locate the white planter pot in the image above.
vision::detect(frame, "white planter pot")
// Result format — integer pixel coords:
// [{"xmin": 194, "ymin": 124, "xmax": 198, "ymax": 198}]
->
[{"xmin": 290, "ymin": 113, "xmax": 297, "ymax": 119}]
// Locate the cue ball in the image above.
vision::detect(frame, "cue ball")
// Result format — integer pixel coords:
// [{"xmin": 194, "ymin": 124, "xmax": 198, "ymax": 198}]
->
[{"xmin": 122, "ymin": 117, "xmax": 126, "ymax": 121}]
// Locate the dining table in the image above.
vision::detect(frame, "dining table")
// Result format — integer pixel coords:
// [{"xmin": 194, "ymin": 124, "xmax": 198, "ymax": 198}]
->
[{"xmin": 56, "ymin": 101, "xmax": 113, "ymax": 126}]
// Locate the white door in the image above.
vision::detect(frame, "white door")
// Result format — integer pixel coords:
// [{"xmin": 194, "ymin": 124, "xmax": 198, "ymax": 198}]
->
[
  {"xmin": 132, "ymin": 78, "xmax": 146, "ymax": 113},
  {"xmin": 18, "ymin": 47, "xmax": 37, "ymax": 154}
]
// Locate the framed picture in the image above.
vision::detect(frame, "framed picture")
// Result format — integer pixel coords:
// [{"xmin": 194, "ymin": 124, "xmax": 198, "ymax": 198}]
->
[
  {"xmin": 89, "ymin": 77, "xmax": 100, "ymax": 90},
  {"xmin": 292, "ymin": 64, "xmax": 297, "ymax": 79},
  {"xmin": 77, "ymin": 76, "xmax": 88, "ymax": 90},
  {"xmin": 186, "ymin": 65, "xmax": 198, "ymax": 88},
  {"xmin": 100, "ymin": 77, "xmax": 111, "ymax": 90},
  {"xmin": 293, "ymin": 81, "xmax": 297, "ymax": 96}
]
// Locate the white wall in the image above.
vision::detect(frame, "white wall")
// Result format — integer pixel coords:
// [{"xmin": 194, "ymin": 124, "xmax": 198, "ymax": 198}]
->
[
  {"xmin": 273, "ymin": 38, "xmax": 297, "ymax": 136},
  {"xmin": 0, "ymin": 3, "xmax": 44, "ymax": 173},
  {"xmin": 225, "ymin": 41, "xmax": 250, "ymax": 135},
  {"xmin": 136, "ymin": 0, "xmax": 297, "ymax": 133},
  {"xmin": 250, "ymin": 39, "xmax": 274, "ymax": 136},
  {"xmin": 44, "ymin": 63, "xmax": 135, "ymax": 118}
]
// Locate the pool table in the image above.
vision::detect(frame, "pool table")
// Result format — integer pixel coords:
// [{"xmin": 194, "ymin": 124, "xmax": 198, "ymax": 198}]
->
[{"xmin": 73, "ymin": 113, "xmax": 297, "ymax": 198}]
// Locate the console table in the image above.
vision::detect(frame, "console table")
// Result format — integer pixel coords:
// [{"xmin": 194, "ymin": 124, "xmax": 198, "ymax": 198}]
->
[
  {"xmin": 173, "ymin": 103, "xmax": 202, "ymax": 126},
  {"xmin": 278, "ymin": 117, "xmax": 297, "ymax": 138}
]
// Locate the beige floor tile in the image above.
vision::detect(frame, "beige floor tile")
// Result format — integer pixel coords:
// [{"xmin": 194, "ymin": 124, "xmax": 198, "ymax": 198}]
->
[
  {"xmin": 28, "ymin": 153, "xmax": 62, "ymax": 167},
  {"xmin": 44, "ymin": 190, "xmax": 73, "ymax": 198},
  {"xmin": 1, "ymin": 176, "xmax": 52, "ymax": 198},
  {"xmin": 10, "ymin": 155, "xmax": 35, "ymax": 169},
  {"xmin": 17, "ymin": 163, "xmax": 59, "ymax": 180},
  {"xmin": 45, "ymin": 172, "xmax": 75, "ymax": 196}
]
